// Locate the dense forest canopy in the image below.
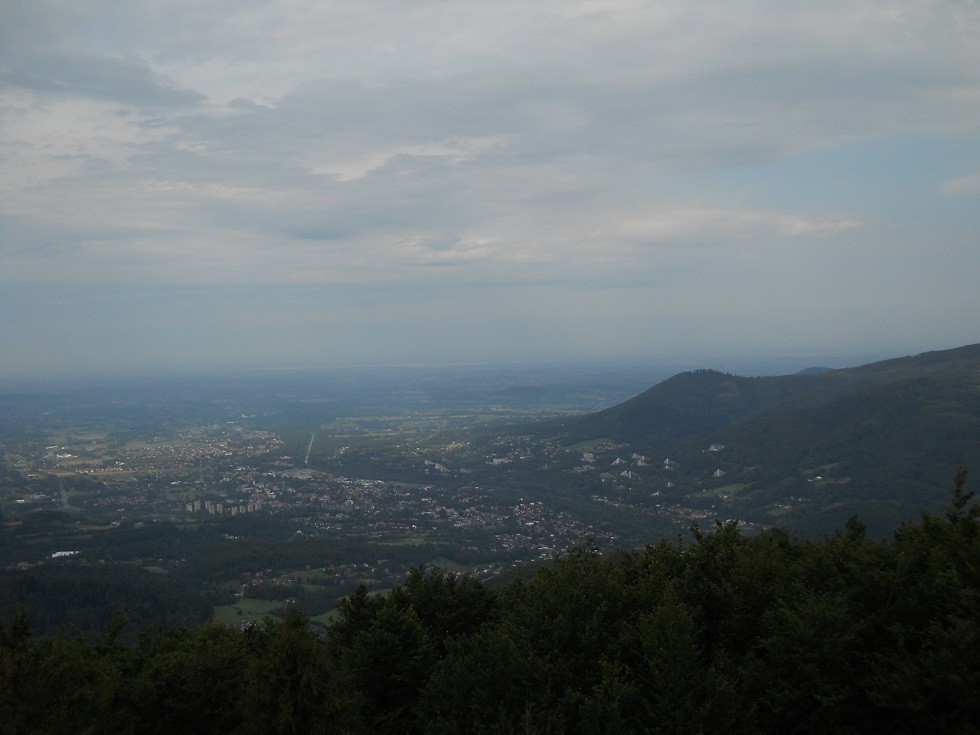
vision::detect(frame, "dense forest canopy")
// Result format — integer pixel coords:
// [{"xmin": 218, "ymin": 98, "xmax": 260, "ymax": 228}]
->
[{"xmin": 2, "ymin": 471, "xmax": 977, "ymax": 734}]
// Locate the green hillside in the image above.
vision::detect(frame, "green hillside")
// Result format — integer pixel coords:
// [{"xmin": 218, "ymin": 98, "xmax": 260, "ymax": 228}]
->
[
  {"xmin": 540, "ymin": 344, "xmax": 979, "ymax": 536},
  {"xmin": 558, "ymin": 343, "xmax": 980, "ymax": 449}
]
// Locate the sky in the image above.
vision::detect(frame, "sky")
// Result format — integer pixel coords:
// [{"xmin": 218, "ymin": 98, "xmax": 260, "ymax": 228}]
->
[{"xmin": 1, "ymin": 1, "xmax": 979, "ymax": 382}]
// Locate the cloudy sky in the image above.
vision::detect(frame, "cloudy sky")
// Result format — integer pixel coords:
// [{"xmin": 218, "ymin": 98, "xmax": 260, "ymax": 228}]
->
[{"xmin": 2, "ymin": 1, "xmax": 978, "ymax": 381}]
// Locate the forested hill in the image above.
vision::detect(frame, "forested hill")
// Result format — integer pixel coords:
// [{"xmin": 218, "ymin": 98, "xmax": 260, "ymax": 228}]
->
[
  {"xmin": 556, "ymin": 343, "xmax": 980, "ymax": 448},
  {"xmin": 2, "ymin": 477, "xmax": 978, "ymax": 733},
  {"xmin": 555, "ymin": 368, "xmax": 830, "ymax": 446},
  {"xmin": 521, "ymin": 343, "xmax": 979, "ymax": 537}
]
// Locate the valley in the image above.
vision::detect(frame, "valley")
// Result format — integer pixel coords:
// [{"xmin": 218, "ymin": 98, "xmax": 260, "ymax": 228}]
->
[{"xmin": 1, "ymin": 345, "xmax": 977, "ymax": 635}]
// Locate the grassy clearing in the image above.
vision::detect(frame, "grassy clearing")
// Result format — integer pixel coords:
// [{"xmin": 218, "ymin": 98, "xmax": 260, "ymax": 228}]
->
[
  {"xmin": 310, "ymin": 609, "xmax": 340, "ymax": 627},
  {"xmin": 212, "ymin": 597, "xmax": 282, "ymax": 625},
  {"xmin": 56, "ymin": 457, "xmax": 103, "ymax": 469},
  {"xmin": 87, "ymin": 471, "xmax": 137, "ymax": 480},
  {"xmin": 308, "ymin": 586, "xmax": 387, "ymax": 628},
  {"xmin": 387, "ymin": 534, "xmax": 433, "ymax": 546},
  {"xmin": 295, "ymin": 569, "xmax": 337, "ymax": 584}
]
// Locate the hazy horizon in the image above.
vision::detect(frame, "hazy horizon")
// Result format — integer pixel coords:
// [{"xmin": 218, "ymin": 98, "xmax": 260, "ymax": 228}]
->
[
  {"xmin": 2, "ymin": 2, "xmax": 978, "ymax": 381},
  {"xmin": 0, "ymin": 343, "xmax": 959, "ymax": 394}
]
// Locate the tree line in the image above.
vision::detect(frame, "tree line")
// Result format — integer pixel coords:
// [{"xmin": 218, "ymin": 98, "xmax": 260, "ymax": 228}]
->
[{"xmin": 2, "ymin": 470, "xmax": 977, "ymax": 733}]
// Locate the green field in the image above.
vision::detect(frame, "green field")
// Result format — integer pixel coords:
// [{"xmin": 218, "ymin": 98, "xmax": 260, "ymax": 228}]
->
[
  {"xmin": 310, "ymin": 608, "xmax": 340, "ymax": 627},
  {"xmin": 212, "ymin": 597, "xmax": 283, "ymax": 625}
]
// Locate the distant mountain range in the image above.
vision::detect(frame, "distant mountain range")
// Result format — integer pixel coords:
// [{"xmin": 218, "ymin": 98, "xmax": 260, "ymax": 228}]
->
[{"xmin": 547, "ymin": 343, "xmax": 980, "ymax": 536}]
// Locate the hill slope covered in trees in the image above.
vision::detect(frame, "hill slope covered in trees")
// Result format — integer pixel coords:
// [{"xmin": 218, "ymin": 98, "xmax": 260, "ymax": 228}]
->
[
  {"xmin": 557, "ymin": 343, "xmax": 980, "ymax": 448},
  {"xmin": 538, "ymin": 343, "xmax": 980, "ymax": 535}
]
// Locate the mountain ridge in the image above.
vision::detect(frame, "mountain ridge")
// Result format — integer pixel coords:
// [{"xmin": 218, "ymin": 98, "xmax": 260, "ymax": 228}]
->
[
  {"xmin": 538, "ymin": 343, "xmax": 979, "ymax": 536},
  {"xmin": 555, "ymin": 343, "xmax": 980, "ymax": 449}
]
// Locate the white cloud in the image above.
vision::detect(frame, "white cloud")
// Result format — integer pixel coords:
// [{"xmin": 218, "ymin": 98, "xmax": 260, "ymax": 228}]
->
[
  {"xmin": 942, "ymin": 171, "xmax": 980, "ymax": 197},
  {"xmin": 1, "ymin": 1, "xmax": 978, "ymax": 372},
  {"xmin": 0, "ymin": 92, "xmax": 182, "ymax": 196},
  {"xmin": 306, "ymin": 136, "xmax": 505, "ymax": 181},
  {"xmin": 617, "ymin": 209, "xmax": 864, "ymax": 243}
]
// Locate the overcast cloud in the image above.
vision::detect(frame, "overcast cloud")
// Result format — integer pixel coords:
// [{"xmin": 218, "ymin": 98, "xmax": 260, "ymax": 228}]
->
[{"xmin": 1, "ymin": 0, "xmax": 978, "ymax": 380}]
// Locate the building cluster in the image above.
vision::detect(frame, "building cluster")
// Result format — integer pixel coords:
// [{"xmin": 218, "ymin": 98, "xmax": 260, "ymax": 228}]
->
[
  {"xmin": 184, "ymin": 498, "xmax": 264, "ymax": 515},
  {"xmin": 4, "ymin": 416, "xmax": 766, "ymax": 574}
]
